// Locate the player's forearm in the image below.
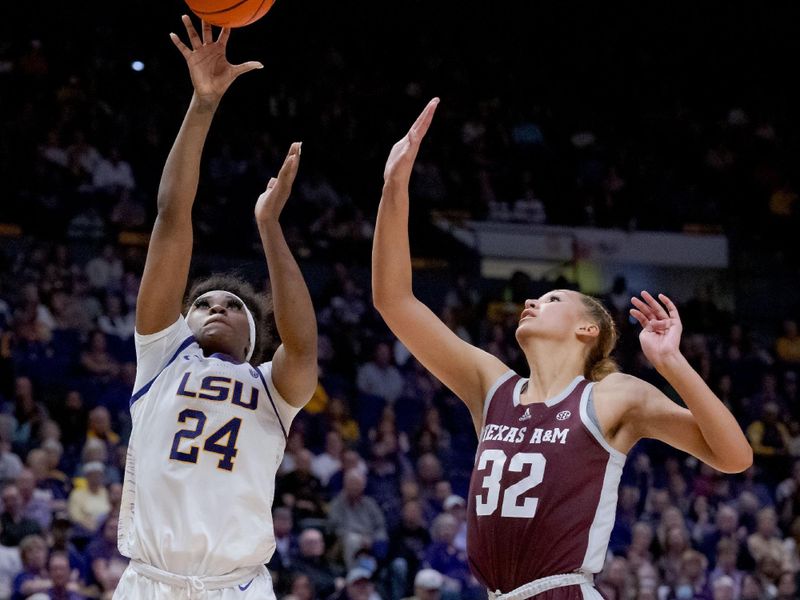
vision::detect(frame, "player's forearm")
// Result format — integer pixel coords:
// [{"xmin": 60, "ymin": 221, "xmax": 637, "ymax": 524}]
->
[
  {"xmin": 659, "ymin": 353, "xmax": 753, "ymax": 471},
  {"xmin": 372, "ymin": 181, "xmax": 414, "ymax": 310},
  {"xmin": 156, "ymin": 93, "xmax": 218, "ymax": 219},
  {"xmin": 258, "ymin": 220, "xmax": 317, "ymax": 358}
]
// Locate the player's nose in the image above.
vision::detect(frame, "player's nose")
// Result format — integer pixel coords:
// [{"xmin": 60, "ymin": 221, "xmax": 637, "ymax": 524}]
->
[{"xmin": 525, "ymin": 299, "xmax": 538, "ymax": 309}]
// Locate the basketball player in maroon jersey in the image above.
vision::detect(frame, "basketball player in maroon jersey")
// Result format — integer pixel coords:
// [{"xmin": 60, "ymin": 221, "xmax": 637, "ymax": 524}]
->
[{"xmin": 371, "ymin": 99, "xmax": 752, "ymax": 600}]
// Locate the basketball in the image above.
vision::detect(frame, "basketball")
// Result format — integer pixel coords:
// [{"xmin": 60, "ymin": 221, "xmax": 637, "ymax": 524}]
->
[{"xmin": 184, "ymin": 0, "xmax": 276, "ymax": 28}]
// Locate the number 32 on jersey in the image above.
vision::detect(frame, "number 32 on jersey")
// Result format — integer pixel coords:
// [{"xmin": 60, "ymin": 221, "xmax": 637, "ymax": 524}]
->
[{"xmin": 475, "ymin": 450, "xmax": 546, "ymax": 518}]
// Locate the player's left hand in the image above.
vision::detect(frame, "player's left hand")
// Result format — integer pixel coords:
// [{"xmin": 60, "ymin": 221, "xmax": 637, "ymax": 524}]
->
[
  {"xmin": 630, "ymin": 291, "xmax": 683, "ymax": 370},
  {"xmin": 255, "ymin": 142, "xmax": 301, "ymax": 225},
  {"xmin": 383, "ymin": 98, "xmax": 439, "ymax": 185},
  {"xmin": 170, "ymin": 15, "xmax": 263, "ymax": 105}
]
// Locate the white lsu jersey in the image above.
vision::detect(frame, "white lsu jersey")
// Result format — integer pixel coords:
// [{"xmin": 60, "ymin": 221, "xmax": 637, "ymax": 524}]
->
[{"xmin": 118, "ymin": 316, "xmax": 300, "ymax": 577}]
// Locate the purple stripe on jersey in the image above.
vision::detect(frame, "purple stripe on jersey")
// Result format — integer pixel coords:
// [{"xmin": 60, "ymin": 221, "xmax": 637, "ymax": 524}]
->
[
  {"xmin": 255, "ymin": 368, "xmax": 288, "ymax": 440},
  {"xmin": 129, "ymin": 335, "xmax": 196, "ymax": 408}
]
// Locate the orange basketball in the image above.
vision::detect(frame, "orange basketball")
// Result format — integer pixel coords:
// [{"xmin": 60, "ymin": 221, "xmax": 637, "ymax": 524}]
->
[{"xmin": 184, "ymin": 0, "xmax": 276, "ymax": 28}]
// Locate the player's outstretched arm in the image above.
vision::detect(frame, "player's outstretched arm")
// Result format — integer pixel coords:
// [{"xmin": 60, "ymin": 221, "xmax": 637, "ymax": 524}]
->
[
  {"xmin": 372, "ymin": 99, "xmax": 507, "ymax": 430},
  {"xmin": 136, "ymin": 16, "xmax": 263, "ymax": 335},
  {"xmin": 255, "ymin": 144, "xmax": 318, "ymax": 408},
  {"xmin": 614, "ymin": 291, "xmax": 752, "ymax": 473}
]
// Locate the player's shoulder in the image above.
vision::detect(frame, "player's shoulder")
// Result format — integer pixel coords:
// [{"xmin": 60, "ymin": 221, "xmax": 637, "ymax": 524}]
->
[{"xmin": 593, "ymin": 372, "xmax": 649, "ymax": 409}]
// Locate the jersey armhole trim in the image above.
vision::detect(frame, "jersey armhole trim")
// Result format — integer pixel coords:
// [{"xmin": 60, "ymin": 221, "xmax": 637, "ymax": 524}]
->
[
  {"xmin": 255, "ymin": 368, "xmax": 289, "ymax": 440},
  {"xmin": 482, "ymin": 370, "xmax": 516, "ymax": 426},
  {"xmin": 579, "ymin": 383, "xmax": 627, "ymax": 463},
  {"xmin": 129, "ymin": 335, "xmax": 196, "ymax": 408}
]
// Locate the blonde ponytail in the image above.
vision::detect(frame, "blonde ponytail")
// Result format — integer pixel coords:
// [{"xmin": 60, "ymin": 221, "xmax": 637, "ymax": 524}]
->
[{"xmin": 580, "ymin": 294, "xmax": 619, "ymax": 381}]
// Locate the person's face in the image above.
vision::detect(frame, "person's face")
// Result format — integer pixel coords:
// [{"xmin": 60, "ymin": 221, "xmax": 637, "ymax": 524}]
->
[
  {"xmin": 1, "ymin": 487, "xmax": 21, "ymax": 513},
  {"xmin": 344, "ymin": 472, "xmax": 366, "ymax": 498},
  {"xmin": 273, "ymin": 512, "xmax": 292, "ymax": 536},
  {"xmin": 712, "ymin": 585, "xmax": 734, "ymax": 600},
  {"xmin": 291, "ymin": 575, "xmax": 313, "ymax": 600},
  {"xmin": 300, "ymin": 531, "xmax": 324, "ymax": 557},
  {"xmin": 346, "ymin": 579, "xmax": 374, "ymax": 600},
  {"xmin": 402, "ymin": 501, "xmax": 423, "ymax": 527},
  {"xmin": 415, "ymin": 588, "xmax": 441, "ymax": 600},
  {"xmin": 717, "ymin": 508, "xmax": 738, "ymax": 532},
  {"xmin": 49, "ymin": 555, "xmax": 71, "ymax": 587},
  {"xmin": 27, "ymin": 543, "xmax": 47, "ymax": 570},
  {"xmin": 516, "ymin": 290, "xmax": 595, "ymax": 344},
  {"xmin": 186, "ymin": 292, "xmax": 251, "ymax": 360},
  {"xmin": 90, "ymin": 409, "xmax": 110, "ymax": 433}
]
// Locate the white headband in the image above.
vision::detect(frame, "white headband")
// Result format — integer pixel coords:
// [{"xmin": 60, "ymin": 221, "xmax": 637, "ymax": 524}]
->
[{"xmin": 194, "ymin": 290, "xmax": 257, "ymax": 362}]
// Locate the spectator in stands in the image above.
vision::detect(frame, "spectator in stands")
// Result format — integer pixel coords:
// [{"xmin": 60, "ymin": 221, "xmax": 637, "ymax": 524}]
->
[
  {"xmin": 746, "ymin": 402, "xmax": 791, "ymax": 485},
  {"xmin": 79, "ymin": 331, "xmax": 120, "ymax": 382},
  {"xmin": 266, "ymin": 507, "xmax": 297, "ymax": 579},
  {"xmin": 401, "ymin": 568, "xmax": 444, "ymax": 600},
  {"xmin": 422, "ymin": 513, "xmax": 475, "ymax": 596},
  {"xmin": 327, "ymin": 469, "xmax": 387, "ymax": 568},
  {"xmin": 66, "ymin": 462, "xmax": 109, "ymax": 533},
  {"xmin": 276, "ymin": 449, "xmax": 327, "ymax": 524},
  {"xmin": 356, "ymin": 342, "xmax": 405, "ymax": 405},
  {"xmin": 0, "ymin": 519, "xmax": 22, "ymax": 600},
  {"xmin": 84, "ymin": 515, "xmax": 127, "ymax": 594},
  {"xmin": 14, "ymin": 469, "xmax": 51, "ymax": 530},
  {"xmin": 284, "ymin": 571, "xmax": 315, "ymax": 600},
  {"xmin": 291, "ymin": 528, "xmax": 343, "ymax": 599},
  {"xmin": 11, "ymin": 534, "xmax": 49, "ymax": 600},
  {"xmin": 0, "ymin": 485, "xmax": 41, "ymax": 547},
  {"xmin": 776, "ymin": 320, "xmax": 800, "ymax": 366},
  {"xmin": 45, "ymin": 551, "xmax": 84, "ymax": 600},
  {"xmin": 709, "ymin": 538, "xmax": 744, "ymax": 597},
  {"xmin": 312, "ymin": 431, "xmax": 344, "ymax": 489},
  {"xmin": 84, "ymin": 245, "xmax": 123, "ymax": 295}
]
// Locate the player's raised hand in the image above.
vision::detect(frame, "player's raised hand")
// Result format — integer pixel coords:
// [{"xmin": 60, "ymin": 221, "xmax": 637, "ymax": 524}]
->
[
  {"xmin": 255, "ymin": 142, "xmax": 302, "ymax": 226},
  {"xmin": 630, "ymin": 291, "xmax": 684, "ymax": 370},
  {"xmin": 170, "ymin": 15, "xmax": 263, "ymax": 105},
  {"xmin": 383, "ymin": 98, "xmax": 440, "ymax": 184}
]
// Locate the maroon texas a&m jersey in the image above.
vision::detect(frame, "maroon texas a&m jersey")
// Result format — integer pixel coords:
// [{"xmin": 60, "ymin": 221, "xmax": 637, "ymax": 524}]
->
[{"xmin": 466, "ymin": 372, "xmax": 625, "ymax": 594}]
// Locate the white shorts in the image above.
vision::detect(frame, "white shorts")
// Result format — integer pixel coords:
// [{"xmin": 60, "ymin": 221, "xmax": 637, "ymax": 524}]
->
[{"xmin": 112, "ymin": 564, "xmax": 276, "ymax": 600}]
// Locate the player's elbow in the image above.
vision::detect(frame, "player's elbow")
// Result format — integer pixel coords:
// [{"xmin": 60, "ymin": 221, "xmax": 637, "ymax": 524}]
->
[{"xmin": 715, "ymin": 445, "xmax": 754, "ymax": 474}]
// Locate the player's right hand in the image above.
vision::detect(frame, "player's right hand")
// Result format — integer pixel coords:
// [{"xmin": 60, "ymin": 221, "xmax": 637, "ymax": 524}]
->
[
  {"xmin": 383, "ymin": 98, "xmax": 439, "ymax": 185},
  {"xmin": 170, "ymin": 15, "xmax": 263, "ymax": 105}
]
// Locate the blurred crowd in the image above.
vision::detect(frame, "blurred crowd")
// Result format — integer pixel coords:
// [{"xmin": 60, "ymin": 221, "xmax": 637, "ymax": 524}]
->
[{"xmin": 0, "ymin": 239, "xmax": 799, "ymax": 600}]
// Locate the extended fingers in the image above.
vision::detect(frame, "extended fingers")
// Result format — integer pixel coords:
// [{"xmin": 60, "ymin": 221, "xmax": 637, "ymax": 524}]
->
[
  {"xmin": 641, "ymin": 290, "xmax": 669, "ymax": 320},
  {"xmin": 630, "ymin": 308, "xmax": 649, "ymax": 330},
  {"xmin": 631, "ymin": 296, "xmax": 656, "ymax": 321},
  {"xmin": 231, "ymin": 60, "xmax": 265, "ymax": 77},
  {"xmin": 217, "ymin": 27, "xmax": 230, "ymax": 46},
  {"xmin": 181, "ymin": 14, "xmax": 203, "ymax": 50},
  {"xmin": 408, "ymin": 98, "xmax": 440, "ymax": 142},
  {"xmin": 658, "ymin": 293, "xmax": 680, "ymax": 320},
  {"xmin": 276, "ymin": 142, "xmax": 302, "ymax": 185},
  {"xmin": 169, "ymin": 33, "xmax": 192, "ymax": 59},
  {"xmin": 202, "ymin": 20, "xmax": 213, "ymax": 45}
]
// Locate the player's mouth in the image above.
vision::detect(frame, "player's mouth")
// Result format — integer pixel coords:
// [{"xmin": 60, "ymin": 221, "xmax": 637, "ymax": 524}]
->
[
  {"xmin": 205, "ymin": 315, "xmax": 230, "ymax": 326},
  {"xmin": 520, "ymin": 309, "xmax": 537, "ymax": 321}
]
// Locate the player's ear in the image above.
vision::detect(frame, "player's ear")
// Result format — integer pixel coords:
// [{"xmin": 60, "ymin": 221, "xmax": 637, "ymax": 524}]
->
[{"xmin": 576, "ymin": 322, "xmax": 599, "ymax": 340}]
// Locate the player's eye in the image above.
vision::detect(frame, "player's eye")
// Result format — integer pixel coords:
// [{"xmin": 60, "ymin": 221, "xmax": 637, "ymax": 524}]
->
[
  {"xmin": 227, "ymin": 299, "xmax": 243, "ymax": 310},
  {"xmin": 548, "ymin": 295, "xmax": 561, "ymax": 302},
  {"xmin": 193, "ymin": 299, "xmax": 210, "ymax": 309}
]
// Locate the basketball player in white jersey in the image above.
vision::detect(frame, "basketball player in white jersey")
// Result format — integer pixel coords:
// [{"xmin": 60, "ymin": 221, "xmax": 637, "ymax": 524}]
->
[
  {"xmin": 372, "ymin": 99, "xmax": 753, "ymax": 599},
  {"xmin": 112, "ymin": 16, "xmax": 317, "ymax": 599}
]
